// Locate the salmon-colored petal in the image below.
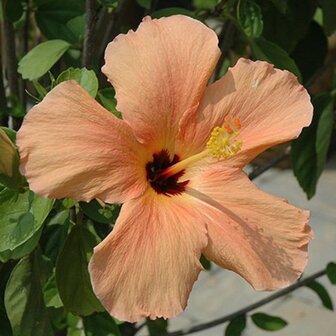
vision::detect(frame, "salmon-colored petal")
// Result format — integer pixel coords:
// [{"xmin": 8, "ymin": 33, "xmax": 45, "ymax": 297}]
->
[
  {"xmin": 103, "ymin": 15, "xmax": 220, "ymax": 154},
  {"xmin": 89, "ymin": 190, "xmax": 207, "ymax": 322},
  {"xmin": 177, "ymin": 58, "xmax": 313, "ymax": 165},
  {"xmin": 187, "ymin": 167, "xmax": 312, "ymax": 290},
  {"xmin": 17, "ymin": 81, "xmax": 151, "ymax": 203}
]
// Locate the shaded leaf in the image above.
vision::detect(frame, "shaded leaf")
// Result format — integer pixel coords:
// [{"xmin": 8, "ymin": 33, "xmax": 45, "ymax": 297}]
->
[
  {"xmin": 151, "ymin": 7, "xmax": 197, "ymax": 19},
  {"xmin": 256, "ymin": 0, "xmax": 318, "ymax": 52},
  {"xmin": 18, "ymin": 40, "xmax": 71, "ymax": 80},
  {"xmin": 56, "ymin": 67, "xmax": 98, "ymax": 97},
  {"xmin": 0, "ymin": 188, "xmax": 54, "ymax": 252},
  {"xmin": 35, "ymin": 0, "xmax": 85, "ymax": 43},
  {"xmin": 194, "ymin": 0, "xmax": 218, "ymax": 9},
  {"xmin": 251, "ymin": 312, "xmax": 287, "ymax": 331},
  {"xmin": 322, "ymin": 0, "xmax": 336, "ymax": 35},
  {"xmin": 252, "ymin": 37, "xmax": 302, "ymax": 80},
  {"xmin": 56, "ymin": 224, "xmax": 104, "ymax": 316},
  {"xmin": 306, "ymin": 280, "xmax": 333, "ymax": 310},
  {"xmin": 0, "ymin": 263, "xmax": 15, "ymax": 336},
  {"xmin": 225, "ymin": 315, "xmax": 246, "ymax": 336},
  {"xmin": 327, "ymin": 262, "xmax": 336, "ymax": 284},
  {"xmin": 200, "ymin": 254, "xmax": 212, "ymax": 270},
  {"xmin": 291, "ymin": 21, "xmax": 328, "ymax": 83},
  {"xmin": 237, "ymin": 0, "xmax": 263, "ymax": 38},
  {"xmin": 3, "ymin": 0, "xmax": 23, "ymax": 22},
  {"xmin": 66, "ymin": 15, "xmax": 86, "ymax": 43},
  {"xmin": 292, "ymin": 93, "xmax": 334, "ymax": 198},
  {"xmin": 40, "ymin": 209, "xmax": 70, "ymax": 264},
  {"xmin": 136, "ymin": 0, "xmax": 151, "ymax": 9},
  {"xmin": 270, "ymin": 0, "xmax": 287, "ymax": 13},
  {"xmin": 84, "ymin": 312, "xmax": 121, "ymax": 336},
  {"xmin": 147, "ymin": 318, "xmax": 168, "ymax": 335},
  {"xmin": 4, "ymin": 254, "xmax": 53, "ymax": 336}
]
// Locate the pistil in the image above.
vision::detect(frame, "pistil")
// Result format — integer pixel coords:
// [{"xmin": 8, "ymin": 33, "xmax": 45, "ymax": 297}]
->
[{"xmin": 159, "ymin": 115, "xmax": 242, "ymax": 179}]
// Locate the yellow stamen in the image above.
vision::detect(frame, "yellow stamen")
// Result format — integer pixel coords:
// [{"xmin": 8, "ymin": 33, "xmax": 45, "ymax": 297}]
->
[
  {"xmin": 159, "ymin": 116, "xmax": 242, "ymax": 178},
  {"xmin": 206, "ymin": 124, "xmax": 242, "ymax": 159}
]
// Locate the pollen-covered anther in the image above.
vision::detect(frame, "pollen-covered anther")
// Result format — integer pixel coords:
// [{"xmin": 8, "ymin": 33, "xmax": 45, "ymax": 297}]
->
[{"xmin": 207, "ymin": 118, "xmax": 242, "ymax": 159}]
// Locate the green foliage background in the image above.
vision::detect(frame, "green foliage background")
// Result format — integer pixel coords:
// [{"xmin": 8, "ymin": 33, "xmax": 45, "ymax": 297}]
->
[{"xmin": 0, "ymin": 0, "xmax": 336, "ymax": 335}]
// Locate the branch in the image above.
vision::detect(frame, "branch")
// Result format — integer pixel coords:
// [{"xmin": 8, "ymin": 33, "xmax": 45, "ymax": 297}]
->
[
  {"xmin": 0, "ymin": 33, "xmax": 8, "ymax": 126},
  {"xmin": 163, "ymin": 269, "xmax": 327, "ymax": 336},
  {"xmin": 248, "ymin": 148, "xmax": 290, "ymax": 180},
  {"xmin": 1, "ymin": 0, "xmax": 21, "ymax": 129},
  {"xmin": 214, "ymin": 21, "xmax": 237, "ymax": 81},
  {"xmin": 83, "ymin": 0, "xmax": 97, "ymax": 68},
  {"xmin": 18, "ymin": 1, "xmax": 30, "ymax": 111}
]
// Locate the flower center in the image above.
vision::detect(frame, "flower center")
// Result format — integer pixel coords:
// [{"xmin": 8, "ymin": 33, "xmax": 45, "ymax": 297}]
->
[
  {"xmin": 146, "ymin": 149, "xmax": 189, "ymax": 196},
  {"xmin": 159, "ymin": 115, "xmax": 242, "ymax": 179}
]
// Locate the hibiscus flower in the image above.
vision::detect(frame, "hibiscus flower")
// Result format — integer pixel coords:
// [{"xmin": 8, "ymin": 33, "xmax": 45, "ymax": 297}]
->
[{"xmin": 17, "ymin": 15, "xmax": 313, "ymax": 322}]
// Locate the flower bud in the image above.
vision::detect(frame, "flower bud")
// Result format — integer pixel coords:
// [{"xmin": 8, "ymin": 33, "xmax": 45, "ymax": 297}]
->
[{"xmin": 0, "ymin": 128, "xmax": 25, "ymax": 189}]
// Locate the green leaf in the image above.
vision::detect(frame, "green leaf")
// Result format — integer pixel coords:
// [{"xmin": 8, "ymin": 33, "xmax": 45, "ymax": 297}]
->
[
  {"xmin": 0, "ymin": 188, "xmax": 54, "ymax": 252},
  {"xmin": 4, "ymin": 254, "xmax": 53, "ymax": 336},
  {"xmin": 251, "ymin": 312, "xmax": 287, "ymax": 331},
  {"xmin": 67, "ymin": 313, "xmax": 82, "ymax": 336},
  {"xmin": 0, "ymin": 226, "xmax": 43, "ymax": 262},
  {"xmin": 32, "ymin": 80, "xmax": 48, "ymax": 100},
  {"xmin": 225, "ymin": 315, "xmax": 246, "ymax": 336},
  {"xmin": 291, "ymin": 21, "xmax": 328, "ymax": 83},
  {"xmin": 292, "ymin": 93, "xmax": 334, "ymax": 198},
  {"xmin": 18, "ymin": 40, "xmax": 71, "ymax": 80},
  {"xmin": 306, "ymin": 280, "xmax": 333, "ymax": 310},
  {"xmin": 322, "ymin": 0, "xmax": 336, "ymax": 35},
  {"xmin": 237, "ymin": 0, "xmax": 263, "ymax": 38},
  {"xmin": 136, "ymin": 0, "xmax": 151, "ymax": 9},
  {"xmin": 252, "ymin": 37, "xmax": 302, "ymax": 81},
  {"xmin": 62, "ymin": 198, "xmax": 76, "ymax": 209},
  {"xmin": 151, "ymin": 7, "xmax": 197, "ymax": 19},
  {"xmin": 96, "ymin": 88, "xmax": 121, "ymax": 118},
  {"xmin": 147, "ymin": 318, "xmax": 168, "ymax": 335},
  {"xmin": 35, "ymin": 0, "xmax": 85, "ymax": 43},
  {"xmin": 43, "ymin": 273, "xmax": 63, "ymax": 308},
  {"xmin": 56, "ymin": 224, "xmax": 104, "ymax": 316},
  {"xmin": 83, "ymin": 312, "xmax": 121, "ymax": 336},
  {"xmin": 327, "ymin": 262, "xmax": 336, "ymax": 284},
  {"xmin": 80, "ymin": 200, "xmax": 120, "ymax": 224},
  {"xmin": 56, "ymin": 67, "xmax": 99, "ymax": 97}
]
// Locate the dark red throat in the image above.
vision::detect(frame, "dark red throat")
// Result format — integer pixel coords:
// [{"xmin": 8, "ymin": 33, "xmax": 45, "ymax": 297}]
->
[{"xmin": 146, "ymin": 149, "xmax": 189, "ymax": 196}]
